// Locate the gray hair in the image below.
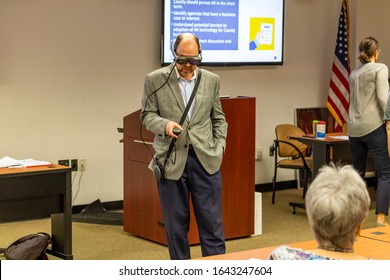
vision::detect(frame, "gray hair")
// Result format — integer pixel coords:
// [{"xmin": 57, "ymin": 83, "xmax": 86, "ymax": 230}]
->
[{"xmin": 305, "ymin": 164, "xmax": 370, "ymax": 249}]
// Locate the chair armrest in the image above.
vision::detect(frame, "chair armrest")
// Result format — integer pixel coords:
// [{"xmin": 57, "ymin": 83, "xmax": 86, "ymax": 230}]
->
[{"xmin": 274, "ymin": 139, "xmax": 311, "ymax": 169}]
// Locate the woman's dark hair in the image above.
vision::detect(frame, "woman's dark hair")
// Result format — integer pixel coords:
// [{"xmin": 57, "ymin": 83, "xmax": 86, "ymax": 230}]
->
[{"xmin": 358, "ymin": 36, "xmax": 379, "ymax": 64}]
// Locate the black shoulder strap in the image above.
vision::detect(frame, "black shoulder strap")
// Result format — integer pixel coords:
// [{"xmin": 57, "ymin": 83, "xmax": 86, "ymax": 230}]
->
[
  {"xmin": 178, "ymin": 70, "xmax": 202, "ymax": 126},
  {"xmin": 163, "ymin": 70, "xmax": 202, "ymax": 167}
]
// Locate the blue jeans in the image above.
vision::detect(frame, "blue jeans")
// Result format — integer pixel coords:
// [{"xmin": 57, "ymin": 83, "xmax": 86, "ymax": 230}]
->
[{"xmin": 349, "ymin": 124, "xmax": 390, "ymax": 215}]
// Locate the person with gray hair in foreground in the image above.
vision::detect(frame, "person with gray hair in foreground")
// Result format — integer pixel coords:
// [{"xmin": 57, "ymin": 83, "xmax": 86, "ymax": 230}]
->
[{"xmin": 269, "ymin": 164, "xmax": 371, "ymax": 260}]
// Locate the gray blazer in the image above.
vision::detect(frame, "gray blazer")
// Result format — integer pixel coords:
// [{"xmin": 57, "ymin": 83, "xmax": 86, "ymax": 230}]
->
[{"xmin": 141, "ymin": 64, "xmax": 228, "ymax": 180}]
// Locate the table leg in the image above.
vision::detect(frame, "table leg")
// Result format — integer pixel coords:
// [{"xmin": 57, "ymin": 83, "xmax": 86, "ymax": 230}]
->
[
  {"xmin": 47, "ymin": 171, "xmax": 73, "ymax": 260},
  {"xmin": 48, "ymin": 213, "xmax": 73, "ymax": 259},
  {"xmin": 311, "ymin": 142, "xmax": 328, "ymax": 178}
]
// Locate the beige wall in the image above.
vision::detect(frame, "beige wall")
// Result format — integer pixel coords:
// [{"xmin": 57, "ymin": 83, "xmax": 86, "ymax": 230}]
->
[
  {"xmin": 0, "ymin": 0, "xmax": 385, "ymax": 205},
  {"xmin": 355, "ymin": 0, "xmax": 390, "ymax": 67}
]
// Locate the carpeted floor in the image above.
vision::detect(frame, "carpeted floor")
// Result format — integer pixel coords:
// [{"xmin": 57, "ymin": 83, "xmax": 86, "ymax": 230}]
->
[{"xmin": 0, "ymin": 187, "xmax": 379, "ymax": 260}]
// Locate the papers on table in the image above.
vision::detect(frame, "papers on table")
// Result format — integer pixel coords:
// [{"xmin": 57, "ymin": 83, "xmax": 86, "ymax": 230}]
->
[{"xmin": 0, "ymin": 156, "xmax": 52, "ymax": 168}]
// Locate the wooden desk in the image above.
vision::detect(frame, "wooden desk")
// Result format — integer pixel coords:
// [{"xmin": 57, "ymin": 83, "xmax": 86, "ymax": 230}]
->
[
  {"xmin": 289, "ymin": 133, "xmax": 351, "ymax": 177},
  {"xmin": 198, "ymin": 227, "xmax": 390, "ymax": 260},
  {"xmin": 290, "ymin": 133, "xmax": 375, "ymax": 180},
  {"xmin": 0, "ymin": 165, "xmax": 73, "ymax": 260},
  {"xmin": 195, "ymin": 246, "xmax": 277, "ymax": 260},
  {"xmin": 359, "ymin": 226, "xmax": 390, "ymax": 243},
  {"xmin": 289, "ymin": 236, "xmax": 390, "ymax": 260}
]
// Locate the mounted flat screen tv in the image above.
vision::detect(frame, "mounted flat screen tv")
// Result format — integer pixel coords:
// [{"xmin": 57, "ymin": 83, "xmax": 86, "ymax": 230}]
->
[{"xmin": 161, "ymin": 0, "xmax": 285, "ymax": 66}]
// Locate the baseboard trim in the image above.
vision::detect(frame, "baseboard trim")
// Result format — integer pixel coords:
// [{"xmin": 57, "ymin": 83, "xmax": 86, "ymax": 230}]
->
[
  {"xmin": 72, "ymin": 176, "xmax": 376, "ymax": 213},
  {"xmin": 255, "ymin": 180, "xmax": 297, "ymax": 193},
  {"xmin": 255, "ymin": 176, "xmax": 376, "ymax": 193}
]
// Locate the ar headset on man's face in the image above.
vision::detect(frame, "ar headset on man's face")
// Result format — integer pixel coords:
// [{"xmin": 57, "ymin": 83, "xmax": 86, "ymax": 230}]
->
[{"xmin": 174, "ymin": 56, "xmax": 202, "ymax": 65}]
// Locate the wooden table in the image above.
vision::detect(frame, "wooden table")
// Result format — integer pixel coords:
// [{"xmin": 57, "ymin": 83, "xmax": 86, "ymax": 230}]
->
[
  {"xmin": 197, "ymin": 227, "xmax": 390, "ymax": 260},
  {"xmin": 0, "ymin": 165, "xmax": 73, "ymax": 259},
  {"xmin": 359, "ymin": 226, "xmax": 390, "ymax": 243},
  {"xmin": 289, "ymin": 133, "xmax": 351, "ymax": 177},
  {"xmin": 195, "ymin": 246, "xmax": 278, "ymax": 260},
  {"xmin": 289, "ymin": 236, "xmax": 390, "ymax": 260},
  {"xmin": 289, "ymin": 133, "xmax": 375, "ymax": 178}
]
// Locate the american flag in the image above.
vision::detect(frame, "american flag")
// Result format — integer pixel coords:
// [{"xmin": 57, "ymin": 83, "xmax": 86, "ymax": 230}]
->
[{"xmin": 327, "ymin": 0, "xmax": 350, "ymax": 132}]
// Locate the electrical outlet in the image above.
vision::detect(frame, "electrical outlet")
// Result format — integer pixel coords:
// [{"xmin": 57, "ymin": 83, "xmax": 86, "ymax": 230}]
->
[
  {"xmin": 58, "ymin": 159, "xmax": 70, "ymax": 167},
  {"xmin": 79, "ymin": 159, "xmax": 86, "ymax": 171},
  {"xmin": 71, "ymin": 159, "xmax": 78, "ymax": 172}
]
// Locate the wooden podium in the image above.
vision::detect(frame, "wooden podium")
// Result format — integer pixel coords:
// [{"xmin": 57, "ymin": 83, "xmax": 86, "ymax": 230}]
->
[{"xmin": 123, "ymin": 96, "xmax": 255, "ymax": 245}]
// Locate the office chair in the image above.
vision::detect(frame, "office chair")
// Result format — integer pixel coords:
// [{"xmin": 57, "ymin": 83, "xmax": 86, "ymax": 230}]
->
[{"xmin": 272, "ymin": 124, "xmax": 313, "ymax": 213}]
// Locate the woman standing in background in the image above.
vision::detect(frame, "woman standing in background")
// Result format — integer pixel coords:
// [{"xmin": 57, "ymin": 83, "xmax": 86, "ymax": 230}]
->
[{"xmin": 348, "ymin": 36, "xmax": 390, "ymax": 226}]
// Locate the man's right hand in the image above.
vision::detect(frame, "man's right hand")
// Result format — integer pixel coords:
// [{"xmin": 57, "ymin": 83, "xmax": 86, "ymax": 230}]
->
[{"xmin": 165, "ymin": 121, "xmax": 182, "ymax": 138}]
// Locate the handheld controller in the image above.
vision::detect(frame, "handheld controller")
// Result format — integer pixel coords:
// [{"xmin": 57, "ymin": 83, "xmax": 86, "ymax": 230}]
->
[{"xmin": 173, "ymin": 128, "xmax": 182, "ymax": 136}]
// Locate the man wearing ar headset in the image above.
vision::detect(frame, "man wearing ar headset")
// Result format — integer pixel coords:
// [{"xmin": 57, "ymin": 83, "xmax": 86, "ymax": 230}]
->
[{"xmin": 141, "ymin": 33, "xmax": 228, "ymax": 260}]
